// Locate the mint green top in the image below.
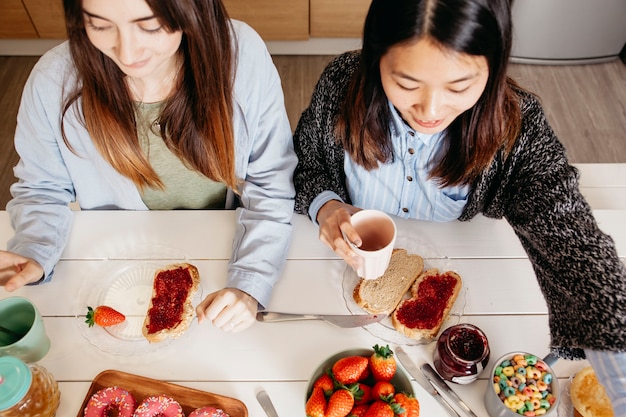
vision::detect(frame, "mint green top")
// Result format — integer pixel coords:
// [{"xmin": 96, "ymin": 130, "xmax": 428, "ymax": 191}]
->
[
  {"xmin": 0, "ymin": 357, "xmax": 31, "ymax": 411},
  {"xmin": 135, "ymin": 102, "xmax": 227, "ymax": 210}
]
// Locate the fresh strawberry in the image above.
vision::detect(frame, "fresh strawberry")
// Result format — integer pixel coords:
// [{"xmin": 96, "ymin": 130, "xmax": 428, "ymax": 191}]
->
[
  {"xmin": 326, "ymin": 388, "xmax": 355, "ymax": 417},
  {"xmin": 354, "ymin": 383, "xmax": 372, "ymax": 405},
  {"xmin": 362, "ymin": 400, "xmax": 395, "ymax": 417},
  {"xmin": 369, "ymin": 344, "xmax": 396, "ymax": 382},
  {"xmin": 371, "ymin": 381, "xmax": 395, "ymax": 402},
  {"xmin": 393, "ymin": 393, "xmax": 420, "ymax": 417},
  {"xmin": 306, "ymin": 386, "xmax": 327, "ymax": 417},
  {"xmin": 314, "ymin": 373, "xmax": 336, "ymax": 396},
  {"xmin": 85, "ymin": 305, "xmax": 125, "ymax": 327},
  {"xmin": 348, "ymin": 404, "xmax": 369, "ymax": 417},
  {"xmin": 332, "ymin": 356, "xmax": 370, "ymax": 385}
]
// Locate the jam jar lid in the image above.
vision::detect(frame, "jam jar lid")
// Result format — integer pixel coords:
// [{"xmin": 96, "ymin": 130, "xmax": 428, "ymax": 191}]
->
[{"xmin": 0, "ymin": 356, "xmax": 32, "ymax": 411}]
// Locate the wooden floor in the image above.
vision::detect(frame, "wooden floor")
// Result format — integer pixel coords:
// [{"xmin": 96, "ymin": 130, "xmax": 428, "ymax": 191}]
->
[{"xmin": 1, "ymin": 55, "xmax": 625, "ymax": 209}]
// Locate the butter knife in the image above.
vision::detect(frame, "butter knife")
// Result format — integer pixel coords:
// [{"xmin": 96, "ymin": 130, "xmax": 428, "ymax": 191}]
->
[
  {"xmin": 256, "ymin": 311, "xmax": 387, "ymax": 328},
  {"xmin": 421, "ymin": 363, "xmax": 477, "ymax": 417},
  {"xmin": 395, "ymin": 347, "xmax": 461, "ymax": 417},
  {"xmin": 256, "ymin": 390, "xmax": 279, "ymax": 417}
]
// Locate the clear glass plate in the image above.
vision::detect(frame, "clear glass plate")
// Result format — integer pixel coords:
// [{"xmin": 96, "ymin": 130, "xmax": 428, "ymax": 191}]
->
[
  {"xmin": 76, "ymin": 260, "xmax": 202, "ymax": 356},
  {"xmin": 559, "ymin": 376, "xmax": 575, "ymax": 417},
  {"xmin": 558, "ymin": 361, "xmax": 591, "ymax": 417},
  {"xmin": 342, "ymin": 234, "xmax": 466, "ymax": 346}
]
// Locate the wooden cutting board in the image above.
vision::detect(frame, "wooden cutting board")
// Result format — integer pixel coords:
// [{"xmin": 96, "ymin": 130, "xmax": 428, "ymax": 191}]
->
[{"xmin": 77, "ymin": 369, "xmax": 248, "ymax": 416}]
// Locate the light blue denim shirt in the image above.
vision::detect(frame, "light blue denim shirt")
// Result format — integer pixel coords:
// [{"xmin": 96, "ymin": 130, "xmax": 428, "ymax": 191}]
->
[
  {"xmin": 309, "ymin": 101, "xmax": 469, "ymax": 223},
  {"xmin": 7, "ymin": 20, "xmax": 296, "ymax": 308}
]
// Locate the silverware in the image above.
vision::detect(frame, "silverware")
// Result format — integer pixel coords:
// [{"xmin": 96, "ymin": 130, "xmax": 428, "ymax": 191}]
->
[
  {"xmin": 421, "ymin": 363, "xmax": 477, "ymax": 417},
  {"xmin": 395, "ymin": 347, "xmax": 461, "ymax": 417},
  {"xmin": 256, "ymin": 390, "xmax": 279, "ymax": 417},
  {"xmin": 256, "ymin": 311, "xmax": 387, "ymax": 328}
]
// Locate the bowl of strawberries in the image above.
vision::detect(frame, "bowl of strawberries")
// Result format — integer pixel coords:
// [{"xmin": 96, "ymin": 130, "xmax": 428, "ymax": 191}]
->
[{"xmin": 305, "ymin": 344, "xmax": 419, "ymax": 417}]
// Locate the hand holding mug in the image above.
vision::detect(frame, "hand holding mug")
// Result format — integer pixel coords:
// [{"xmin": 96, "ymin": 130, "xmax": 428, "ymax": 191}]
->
[
  {"xmin": 317, "ymin": 203, "xmax": 397, "ymax": 279},
  {"xmin": 316, "ymin": 200, "xmax": 363, "ymax": 269},
  {"xmin": 344, "ymin": 210, "xmax": 397, "ymax": 280}
]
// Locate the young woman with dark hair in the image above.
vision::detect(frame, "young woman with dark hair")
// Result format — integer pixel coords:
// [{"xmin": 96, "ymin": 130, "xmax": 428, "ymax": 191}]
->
[
  {"xmin": 293, "ymin": 0, "xmax": 625, "ymax": 409},
  {"xmin": 1, "ymin": 0, "xmax": 297, "ymax": 333}
]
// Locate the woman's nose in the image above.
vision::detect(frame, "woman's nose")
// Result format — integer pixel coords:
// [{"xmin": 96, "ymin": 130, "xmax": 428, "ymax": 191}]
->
[
  {"xmin": 416, "ymin": 90, "xmax": 443, "ymax": 118},
  {"xmin": 114, "ymin": 30, "xmax": 140, "ymax": 66}
]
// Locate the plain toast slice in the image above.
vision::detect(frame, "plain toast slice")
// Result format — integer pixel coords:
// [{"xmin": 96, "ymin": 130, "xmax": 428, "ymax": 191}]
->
[{"xmin": 353, "ymin": 249, "xmax": 424, "ymax": 314}]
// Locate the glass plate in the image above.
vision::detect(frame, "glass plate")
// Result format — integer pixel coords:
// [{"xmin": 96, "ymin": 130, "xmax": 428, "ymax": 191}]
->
[
  {"xmin": 342, "ymin": 234, "xmax": 467, "ymax": 346},
  {"xmin": 559, "ymin": 376, "xmax": 575, "ymax": 417},
  {"xmin": 558, "ymin": 361, "xmax": 591, "ymax": 417},
  {"xmin": 76, "ymin": 261, "xmax": 202, "ymax": 356}
]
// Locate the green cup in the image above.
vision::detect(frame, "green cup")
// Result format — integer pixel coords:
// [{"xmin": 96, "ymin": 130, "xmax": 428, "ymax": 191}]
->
[{"xmin": 0, "ymin": 297, "xmax": 50, "ymax": 362}]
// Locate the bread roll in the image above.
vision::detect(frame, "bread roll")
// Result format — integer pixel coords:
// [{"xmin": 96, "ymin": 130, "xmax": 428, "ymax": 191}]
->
[
  {"xmin": 353, "ymin": 249, "xmax": 424, "ymax": 314},
  {"xmin": 570, "ymin": 366, "xmax": 614, "ymax": 417},
  {"xmin": 142, "ymin": 263, "xmax": 200, "ymax": 343},
  {"xmin": 391, "ymin": 268, "xmax": 462, "ymax": 340}
]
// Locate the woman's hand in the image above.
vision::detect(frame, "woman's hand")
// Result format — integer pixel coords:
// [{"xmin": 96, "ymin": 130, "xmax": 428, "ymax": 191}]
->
[
  {"xmin": 316, "ymin": 200, "xmax": 362, "ymax": 270},
  {"xmin": 0, "ymin": 250, "xmax": 44, "ymax": 291},
  {"xmin": 195, "ymin": 288, "xmax": 258, "ymax": 333}
]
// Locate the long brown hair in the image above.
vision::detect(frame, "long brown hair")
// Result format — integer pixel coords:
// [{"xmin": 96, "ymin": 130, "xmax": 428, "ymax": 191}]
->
[
  {"xmin": 62, "ymin": 0, "xmax": 237, "ymax": 189},
  {"xmin": 336, "ymin": 0, "xmax": 521, "ymax": 186}
]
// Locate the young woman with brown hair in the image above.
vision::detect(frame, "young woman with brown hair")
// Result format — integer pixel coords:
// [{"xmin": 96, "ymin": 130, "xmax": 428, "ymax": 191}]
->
[
  {"xmin": 293, "ymin": 0, "xmax": 625, "ymax": 410},
  {"xmin": 1, "ymin": 0, "xmax": 297, "ymax": 333}
]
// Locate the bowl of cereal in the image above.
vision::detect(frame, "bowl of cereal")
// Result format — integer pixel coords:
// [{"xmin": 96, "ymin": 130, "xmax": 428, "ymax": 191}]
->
[{"xmin": 484, "ymin": 352, "xmax": 560, "ymax": 417}]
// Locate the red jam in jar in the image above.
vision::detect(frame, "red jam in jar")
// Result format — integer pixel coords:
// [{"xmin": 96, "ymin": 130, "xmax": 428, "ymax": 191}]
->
[{"xmin": 433, "ymin": 323, "xmax": 490, "ymax": 384}]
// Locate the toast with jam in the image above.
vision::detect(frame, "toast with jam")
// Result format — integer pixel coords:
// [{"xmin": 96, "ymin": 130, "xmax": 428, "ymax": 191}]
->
[
  {"xmin": 142, "ymin": 263, "xmax": 200, "ymax": 343},
  {"xmin": 391, "ymin": 268, "xmax": 462, "ymax": 340}
]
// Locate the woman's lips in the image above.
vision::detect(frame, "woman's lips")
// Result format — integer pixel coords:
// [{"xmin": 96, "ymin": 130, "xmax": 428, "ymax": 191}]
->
[
  {"xmin": 415, "ymin": 118, "xmax": 444, "ymax": 129},
  {"xmin": 122, "ymin": 58, "xmax": 150, "ymax": 70}
]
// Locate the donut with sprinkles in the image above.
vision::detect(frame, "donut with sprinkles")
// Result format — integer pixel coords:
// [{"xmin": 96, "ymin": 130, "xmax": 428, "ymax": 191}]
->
[
  {"xmin": 84, "ymin": 386, "xmax": 136, "ymax": 417},
  {"xmin": 133, "ymin": 395, "xmax": 184, "ymax": 417},
  {"xmin": 188, "ymin": 406, "xmax": 231, "ymax": 417}
]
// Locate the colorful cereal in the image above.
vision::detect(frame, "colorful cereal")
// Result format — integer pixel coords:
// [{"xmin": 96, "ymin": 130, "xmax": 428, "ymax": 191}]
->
[{"xmin": 491, "ymin": 354, "xmax": 556, "ymax": 414}]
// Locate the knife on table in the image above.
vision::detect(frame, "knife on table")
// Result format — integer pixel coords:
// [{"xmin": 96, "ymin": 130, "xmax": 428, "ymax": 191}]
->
[
  {"xmin": 421, "ymin": 363, "xmax": 477, "ymax": 417},
  {"xmin": 395, "ymin": 347, "xmax": 461, "ymax": 417},
  {"xmin": 256, "ymin": 311, "xmax": 387, "ymax": 328},
  {"xmin": 256, "ymin": 390, "xmax": 280, "ymax": 417}
]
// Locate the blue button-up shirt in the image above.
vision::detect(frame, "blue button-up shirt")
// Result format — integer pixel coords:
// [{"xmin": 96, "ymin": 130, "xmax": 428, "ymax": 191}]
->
[{"xmin": 309, "ymin": 101, "xmax": 469, "ymax": 223}]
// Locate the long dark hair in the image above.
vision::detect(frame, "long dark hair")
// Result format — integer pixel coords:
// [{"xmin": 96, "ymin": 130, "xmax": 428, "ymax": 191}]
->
[
  {"xmin": 62, "ymin": 0, "xmax": 237, "ymax": 189},
  {"xmin": 336, "ymin": 0, "xmax": 521, "ymax": 186}
]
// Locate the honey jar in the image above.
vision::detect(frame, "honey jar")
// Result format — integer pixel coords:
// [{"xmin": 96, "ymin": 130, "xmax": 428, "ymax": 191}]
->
[
  {"xmin": 0, "ymin": 356, "xmax": 60, "ymax": 417},
  {"xmin": 433, "ymin": 323, "xmax": 490, "ymax": 384}
]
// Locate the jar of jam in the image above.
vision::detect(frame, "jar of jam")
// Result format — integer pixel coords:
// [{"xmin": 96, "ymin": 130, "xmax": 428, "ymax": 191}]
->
[
  {"xmin": 0, "ymin": 356, "xmax": 60, "ymax": 417},
  {"xmin": 433, "ymin": 323, "xmax": 490, "ymax": 384}
]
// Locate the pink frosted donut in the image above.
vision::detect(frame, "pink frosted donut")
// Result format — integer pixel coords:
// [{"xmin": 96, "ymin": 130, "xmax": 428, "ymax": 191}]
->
[
  {"xmin": 84, "ymin": 386, "xmax": 136, "ymax": 417},
  {"xmin": 189, "ymin": 406, "xmax": 231, "ymax": 417},
  {"xmin": 133, "ymin": 395, "xmax": 184, "ymax": 417}
]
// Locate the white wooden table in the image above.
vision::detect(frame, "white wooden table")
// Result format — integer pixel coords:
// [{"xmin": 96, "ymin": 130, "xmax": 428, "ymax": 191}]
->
[{"xmin": 1, "ymin": 164, "xmax": 624, "ymax": 417}]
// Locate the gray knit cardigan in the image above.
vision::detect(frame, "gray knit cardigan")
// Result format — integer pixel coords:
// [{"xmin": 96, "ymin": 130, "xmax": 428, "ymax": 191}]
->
[{"xmin": 293, "ymin": 51, "xmax": 626, "ymax": 360}]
